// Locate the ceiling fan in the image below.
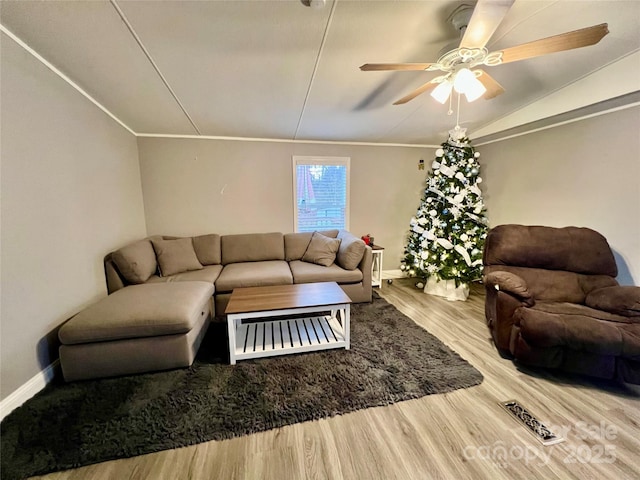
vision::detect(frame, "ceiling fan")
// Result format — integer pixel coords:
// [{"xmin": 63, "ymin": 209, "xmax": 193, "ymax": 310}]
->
[{"xmin": 360, "ymin": 0, "xmax": 609, "ymax": 105}]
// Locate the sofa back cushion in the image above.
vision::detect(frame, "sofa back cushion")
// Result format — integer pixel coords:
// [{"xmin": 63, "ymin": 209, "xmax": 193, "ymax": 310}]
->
[
  {"xmin": 221, "ymin": 232, "xmax": 285, "ymax": 265},
  {"xmin": 192, "ymin": 234, "xmax": 221, "ymax": 265},
  {"xmin": 336, "ymin": 230, "xmax": 367, "ymax": 270},
  {"xmin": 111, "ymin": 239, "xmax": 157, "ymax": 284},
  {"xmin": 284, "ymin": 230, "xmax": 339, "ymax": 261},
  {"xmin": 484, "ymin": 224, "xmax": 617, "ymax": 277}
]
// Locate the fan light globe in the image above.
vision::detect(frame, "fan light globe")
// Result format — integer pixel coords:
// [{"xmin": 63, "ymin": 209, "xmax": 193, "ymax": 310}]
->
[
  {"xmin": 453, "ymin": 68, "xmax": 486, "ymax": 102},
  {"xmin": 431, "ymin": 81, "xmax": 453, "ymax": 104}
]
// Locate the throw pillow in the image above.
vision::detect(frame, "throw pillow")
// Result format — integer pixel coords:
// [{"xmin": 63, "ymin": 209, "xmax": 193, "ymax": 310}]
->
[
  {"xmin": 112, "ymin": 239, "xmax": 158, "ymax": 284},
  {"xmin": 336, "ymin": 231, "xmax": 367, "ymax": 270},
  {"xmin": 301, "ymin": 232, "xmax": 341, "ymax": 267},
  {"xmin": 151, "ymin": 237, "xmax": 203, "ymax": 277},
  {"xmin": 284, "ymin": 230, "xmax": 339, "ymax": 261}
]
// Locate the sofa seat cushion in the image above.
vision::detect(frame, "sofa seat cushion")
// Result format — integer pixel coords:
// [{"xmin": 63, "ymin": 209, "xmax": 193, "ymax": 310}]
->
[
  {"xmin": 289, "ymin": 260, "xmax": 363, "ymax": 285},
  {"xmin": 215, "ymin": 261, "xmax": 293, "ymax": 293},
  {"xmin": 146, "ymin": 264, "xmax": 223, "ymax": 287},
  {"xmin": 514, "ymin": 302, "xmax": 640, "ymax": 357},
  {"xmin": 59, "ymin": 282, "xmax": 214, "ymax": 345}
]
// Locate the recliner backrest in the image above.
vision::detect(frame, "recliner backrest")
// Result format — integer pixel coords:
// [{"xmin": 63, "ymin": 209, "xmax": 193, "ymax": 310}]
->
[{"xmin": 483, "ymin": 224, "xmax": 617, "ymax": 277}]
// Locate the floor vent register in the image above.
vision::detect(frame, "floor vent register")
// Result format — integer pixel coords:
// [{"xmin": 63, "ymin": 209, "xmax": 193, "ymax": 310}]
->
[{"xmin": 500, "ymin": 400, "xmax": 565, "ymax": 446}]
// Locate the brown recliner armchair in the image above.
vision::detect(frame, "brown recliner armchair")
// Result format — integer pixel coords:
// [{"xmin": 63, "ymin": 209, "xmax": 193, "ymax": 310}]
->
[{"xmin": 483, "ymin": 224, "xmax": 640, "ymax": 384}]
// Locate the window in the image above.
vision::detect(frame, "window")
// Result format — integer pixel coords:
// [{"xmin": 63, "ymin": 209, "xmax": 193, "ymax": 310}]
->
[{"xmin": 292, "ymin": 156, "xmax": 350, "ymax": 233}]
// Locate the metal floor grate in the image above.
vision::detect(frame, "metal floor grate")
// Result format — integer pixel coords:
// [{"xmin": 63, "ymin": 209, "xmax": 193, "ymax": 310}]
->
[{"xmin": 500, "ymin": 400, "xmax": 565, "ymax": 446}]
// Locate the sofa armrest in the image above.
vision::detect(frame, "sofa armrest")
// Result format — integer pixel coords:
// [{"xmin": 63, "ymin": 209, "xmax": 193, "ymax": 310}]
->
[
  {"xmin": 359, "ymin": 246, "xmax": 373, "ymax": 285},
  {"xmin": 104, "ymin": 253, "xmax": 127, "ymax": 294},
  {"xmin": 483, "ymin": 271, "xmax": 535, "ymax": 307},
  {"xmin": 585, "ymin": 286, "xmax": 640, "ymax": 317}
]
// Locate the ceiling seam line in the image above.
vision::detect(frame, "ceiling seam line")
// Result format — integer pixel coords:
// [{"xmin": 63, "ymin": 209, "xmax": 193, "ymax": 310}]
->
[
  {"xmin": 293, "ymin": 0, "xmax": 338, "ymax": 141},
  {"xmin": 109, "ymin": 0, "xmax": 202, "ymax": 135},
  {"xmin": 0, "ymin": 24, "xmax": 136, "ymax": 135},
  {"xmin": 486, "ymin": 0, "xmax": 559, "ymax": 49}
]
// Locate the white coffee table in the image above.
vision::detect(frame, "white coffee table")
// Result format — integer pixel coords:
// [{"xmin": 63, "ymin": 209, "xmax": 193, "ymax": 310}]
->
[{"xmin": 225, "ymin": 282, "xmax": 351, "ymax": 364}]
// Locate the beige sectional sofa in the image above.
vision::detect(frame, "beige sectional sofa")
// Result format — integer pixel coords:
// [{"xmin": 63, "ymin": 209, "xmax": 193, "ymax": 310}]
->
[{"xmin": 58, "ymin": 230, "xmax": 371, "ymax": 381}]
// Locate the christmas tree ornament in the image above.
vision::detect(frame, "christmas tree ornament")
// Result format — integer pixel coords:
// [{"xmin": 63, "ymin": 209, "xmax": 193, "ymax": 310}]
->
[{"xmin": 400, "ymin": 129, "xmax": 488, "ymax": 301}]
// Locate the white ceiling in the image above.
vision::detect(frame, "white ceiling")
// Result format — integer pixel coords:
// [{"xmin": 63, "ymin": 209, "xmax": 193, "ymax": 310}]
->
[{"xmin": 1, "ymin": 0, "xmax": 639, "ymax": 145}]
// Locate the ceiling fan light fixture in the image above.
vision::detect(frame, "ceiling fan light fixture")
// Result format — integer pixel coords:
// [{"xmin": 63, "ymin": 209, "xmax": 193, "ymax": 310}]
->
[
  {"xmin": 430, "ymin": 81, "xmax": 453, "ymax": 104},
  {"xmin": 453, "ymin": 68, "xmax": 486, "ymax": 102},
  {"xmin": 453, "ymin": 68, "xmax": 475, "ymax": 92},
  {"xmin": 463, "ymin": 79, "xmax": 487, "ymax": 102}
]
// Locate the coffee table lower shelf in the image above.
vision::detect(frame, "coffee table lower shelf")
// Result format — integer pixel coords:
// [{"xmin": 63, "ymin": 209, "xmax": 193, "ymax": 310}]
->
[{"xmin": 227, "ymin": 305, "xmax": 350, "ymax": 364}]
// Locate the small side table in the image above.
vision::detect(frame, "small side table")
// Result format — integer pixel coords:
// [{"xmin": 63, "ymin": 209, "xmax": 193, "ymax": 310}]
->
[{"xmin": 370, "ymin": 245, "xmax": 384, "ymax": 288}]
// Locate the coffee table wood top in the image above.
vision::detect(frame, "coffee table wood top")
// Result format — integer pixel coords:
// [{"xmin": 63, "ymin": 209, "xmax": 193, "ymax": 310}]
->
[{"xmin": 225, "ymin": 282, "xmax": 351, "ymax": 315}]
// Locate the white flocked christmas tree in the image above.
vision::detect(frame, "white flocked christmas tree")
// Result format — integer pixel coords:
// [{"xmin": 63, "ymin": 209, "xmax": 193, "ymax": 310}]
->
[{"xmin": 400, "ymin": 126, "xmax": 488, "ymax": 301}]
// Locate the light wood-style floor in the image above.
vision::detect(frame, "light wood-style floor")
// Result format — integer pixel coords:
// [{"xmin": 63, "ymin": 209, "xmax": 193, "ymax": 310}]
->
[{"xmin": 33, "ymin": 279, "xmax": 640, "ymax": 480}]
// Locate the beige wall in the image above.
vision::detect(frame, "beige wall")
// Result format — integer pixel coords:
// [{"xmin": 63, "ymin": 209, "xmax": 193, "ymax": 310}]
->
[
  {"xmin": 478, "ymin": 106, "xmax": 640, "ymax": 285},
  {"xmin": 1, "ymin": 37, "xmax": 147, "ymax": 400},
  {"xmin": 137, "ymin": 137, "xmax": 430, "ymax": 272}
]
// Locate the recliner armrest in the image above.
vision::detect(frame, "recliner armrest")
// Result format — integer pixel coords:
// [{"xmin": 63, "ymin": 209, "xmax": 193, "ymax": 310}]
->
[
  {"xmin": 483, "ymin": 271, "xmax": 535, "ymax": 307},
  {"xmin": 585, "ymin": 285, "xmax": 640, "ymax": 317}
]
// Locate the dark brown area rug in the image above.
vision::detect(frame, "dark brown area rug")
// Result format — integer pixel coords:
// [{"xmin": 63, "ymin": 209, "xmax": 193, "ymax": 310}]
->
[{"xmin": 1, "ymin": 293, "xmax": 482, "ymax": 480}]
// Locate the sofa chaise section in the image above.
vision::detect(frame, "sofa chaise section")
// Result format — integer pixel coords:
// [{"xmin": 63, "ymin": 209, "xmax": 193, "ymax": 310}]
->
[{"xmin": 59, "ymin": 282, "xmax": 214, "ymax": 381}]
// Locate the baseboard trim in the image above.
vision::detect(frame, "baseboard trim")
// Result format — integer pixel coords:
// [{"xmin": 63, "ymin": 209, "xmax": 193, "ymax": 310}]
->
[
  {"xmin": 0, "ymin": 360, "xmax": 59, "ymax": 421},
  {"xmin": 382, "ymin": 269, "xmax": 404, "ymax": 279}
]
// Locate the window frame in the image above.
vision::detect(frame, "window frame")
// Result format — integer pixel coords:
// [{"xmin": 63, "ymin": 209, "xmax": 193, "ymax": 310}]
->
[{"xmin": 292, "ymin": 155, "xmax": 351, "ymax": 233}]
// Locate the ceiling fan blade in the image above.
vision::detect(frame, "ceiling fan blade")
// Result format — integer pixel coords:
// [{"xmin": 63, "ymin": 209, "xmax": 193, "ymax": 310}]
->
[
  {"xmin": 460, "ymin": 0, "xmax": 515, "ymax": 49},
  {"xmin": 496, "ymin": 23, "xmax": 609, "ymax": 64},
  {"xmin": 476, "ymin": 70, "xmax": 505, "ymax": 99},
  {"xmin": 393, "ymin": 81, "xmax": 438, "ymax": 105},
  {"xmin": 360, "ymin": 63, "xmax": 433, "ymax": 71}
]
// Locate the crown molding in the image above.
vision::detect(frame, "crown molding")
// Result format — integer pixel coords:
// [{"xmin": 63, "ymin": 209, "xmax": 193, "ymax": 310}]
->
[
  {"xmin": 135, "ymin": 133, "xmax": 438, "ymax": 148},
  {"xmin": 475, "ymin": 91, "xmax": 640, "ymax": 146}
]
